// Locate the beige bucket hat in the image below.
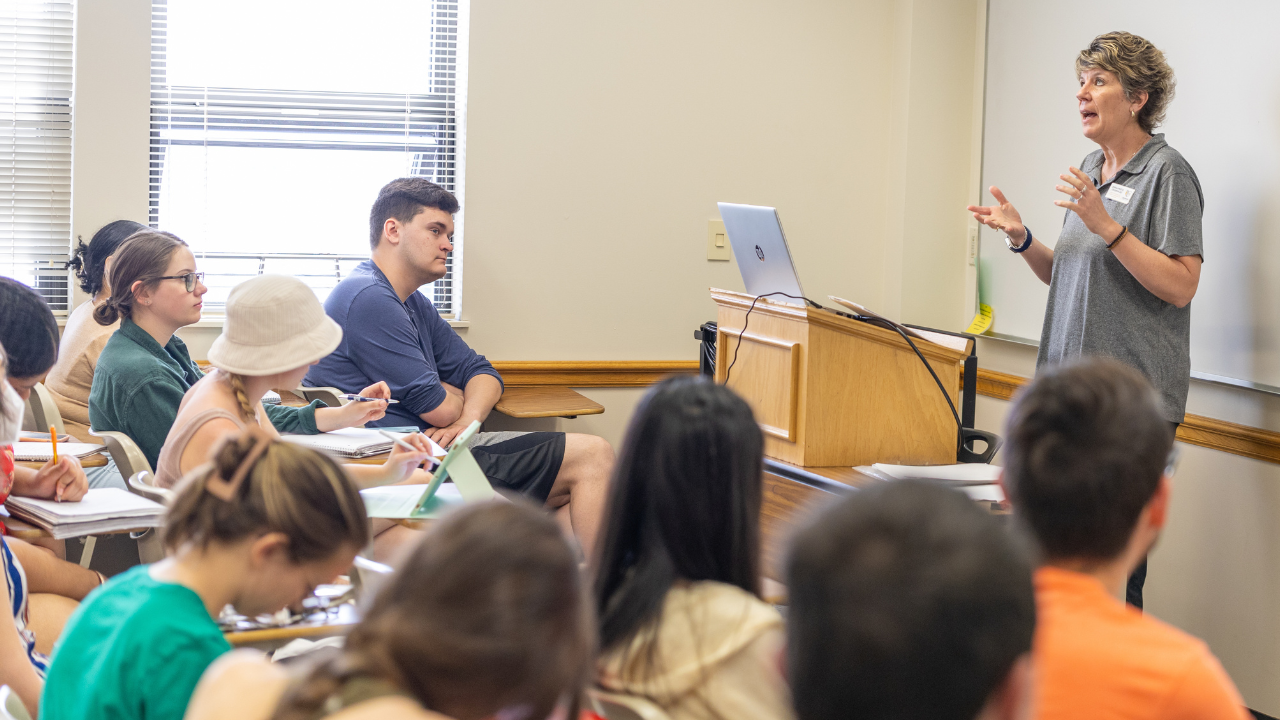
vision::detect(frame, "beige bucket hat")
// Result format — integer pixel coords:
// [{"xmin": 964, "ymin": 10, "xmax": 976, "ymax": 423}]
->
[{"xmin": 207, "ymin": 274, "xmax": 343, "ymax": 376}]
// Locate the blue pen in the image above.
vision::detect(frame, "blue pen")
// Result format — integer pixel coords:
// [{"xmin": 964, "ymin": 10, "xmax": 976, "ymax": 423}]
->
[{"xmin": 339, "ymin": 394, "xmax": 400, "ymax": 404}]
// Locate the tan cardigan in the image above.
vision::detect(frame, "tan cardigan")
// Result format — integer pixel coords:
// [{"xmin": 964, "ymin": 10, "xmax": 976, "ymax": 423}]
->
[
  {"xmin": 44, "ymin": 300, "xmax": 118, "ymax": 441},
  {"xmin": 598, "ymin": 581, "xmax": 795, "ymax": 720}
]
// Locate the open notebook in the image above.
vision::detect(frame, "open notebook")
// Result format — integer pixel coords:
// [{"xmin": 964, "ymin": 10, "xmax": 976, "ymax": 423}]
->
[
  {"xmin": 282, "ymin": 428, "xmax": 444, "ymax": 459},
  {"xmin": 11, "ymin": 442, "xmax": 105, "ymax": 462},
  {"xmin": 5, "ymin": 488, "xmax": 165, "ymax": 540},
  {"xmin": 360, "ymin": 421, "xmax": 495, "ymax": 520}
]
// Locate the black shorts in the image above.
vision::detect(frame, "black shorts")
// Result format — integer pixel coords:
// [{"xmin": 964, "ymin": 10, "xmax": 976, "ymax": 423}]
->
[{"xmin": 467, "ymin": 431, "xmax": 566, "ymax": 503}]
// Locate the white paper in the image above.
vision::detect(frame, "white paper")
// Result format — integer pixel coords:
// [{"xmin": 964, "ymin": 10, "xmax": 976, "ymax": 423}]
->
[
  {"xmin": 870, "ymin": 463, "xmax": 1002, "ymax": 484},
  {"xmin": 960, "ymin": 484, "xmax": 1005, "ymax": 503},
  {"xmin": 359, "ymin": 483, "xmax": 462, "ymax": 518},
  {"xmin": 5, "ymin": 488, "xmax": 163, "ymax": 521}
]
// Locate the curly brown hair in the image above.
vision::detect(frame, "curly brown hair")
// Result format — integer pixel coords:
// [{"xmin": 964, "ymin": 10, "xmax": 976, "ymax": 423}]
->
[{"xmin": 1075, "ymin": 31, "xmax": 1176, "ymax": 134}]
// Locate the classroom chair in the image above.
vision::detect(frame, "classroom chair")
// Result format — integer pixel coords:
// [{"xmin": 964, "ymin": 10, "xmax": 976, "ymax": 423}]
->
[
  {"xmin": 125, "ymin": 471, "xmax": 169, "ymax": 564},
  {"xmin": 24, "ymin": 383, "xmax": 65, "ymax": 437},
  {"xmin": 295, "ymin": 386, "xmax": 347, "ymax": 408},
  {"xmin": 587, "ymin": 688, "xmax": 672, "ymax": 720},
  {"xmin": 0, "ymin": 686, "xmax": 31, "ymax": 720},
  {"xmin": 90, "ymin": 430, "xmax": 152, "ymax": 479}
]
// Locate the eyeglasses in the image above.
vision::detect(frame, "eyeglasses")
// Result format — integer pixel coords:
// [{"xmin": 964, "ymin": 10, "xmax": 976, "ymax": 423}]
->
[{"xmin": 157, "ymin": 271, "xmax": 205, "ymax": 292}]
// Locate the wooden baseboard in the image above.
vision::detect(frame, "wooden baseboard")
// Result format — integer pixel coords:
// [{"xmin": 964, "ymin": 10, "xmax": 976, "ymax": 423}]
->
[
  {"xmin": 489, "ymin": 361, "xmax": 698, "ymax": 387},
  {"xmin": 967, "ymin": 368, "xmax": 1280, "ymax": 465}
]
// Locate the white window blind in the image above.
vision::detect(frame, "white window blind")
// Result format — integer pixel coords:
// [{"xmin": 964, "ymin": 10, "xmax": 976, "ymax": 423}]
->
[
  {"xmin": 0, "ymin": 1, "xmax": 72, "ymax": 313},
  {"xmin": 149, "ymin": 0, "xmax": 465, "ymax": 315}
]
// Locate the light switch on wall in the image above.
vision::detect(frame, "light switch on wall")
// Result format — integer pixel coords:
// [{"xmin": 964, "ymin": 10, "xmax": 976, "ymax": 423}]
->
[{"xmin": 707, "ymin": 220, "xmax": 731, "ymax": 261}]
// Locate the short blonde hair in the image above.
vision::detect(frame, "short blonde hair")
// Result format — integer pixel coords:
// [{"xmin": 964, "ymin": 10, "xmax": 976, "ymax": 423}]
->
[{"xmin": 1075, "ymin": 31, "xmax": 1175, "ymax": 134}]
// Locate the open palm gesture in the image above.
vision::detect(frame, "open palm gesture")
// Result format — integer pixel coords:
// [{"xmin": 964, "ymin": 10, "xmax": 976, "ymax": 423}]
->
[{"xmin": 967, "ymin": 186, "xmax": 1026, "ymax": 242}]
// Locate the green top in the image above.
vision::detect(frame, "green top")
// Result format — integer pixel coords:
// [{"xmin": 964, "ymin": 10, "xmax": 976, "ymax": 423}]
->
[
  {"xmin": 88, "ymin": 318, "xmax": 321, "ymax": 470},
  {"xmin": 40, "ymin": 565, "xmax": 233, "ymax": 720}
]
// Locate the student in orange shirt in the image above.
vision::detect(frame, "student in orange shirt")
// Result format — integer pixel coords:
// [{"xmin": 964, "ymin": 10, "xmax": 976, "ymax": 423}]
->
[{"xmin": 1001, "ymin": 358, "xmax": 1249, "ymax": 720}]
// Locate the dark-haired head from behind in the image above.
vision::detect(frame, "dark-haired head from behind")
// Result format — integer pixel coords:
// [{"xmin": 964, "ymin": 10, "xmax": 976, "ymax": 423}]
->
[
  {"xmin": 786, "ymin": 481, "xmax": 1036, "ymax": 720},
  {"xmin": 66, "ymin": 220, "xmax": 148, "ymax": 297},
  {"xmin": 594, "ymin": 376, "xmax": 763, "ymax": 655},
  {"xmin": 368, "ymin": 177, "xmax": 459, "ymax": 250},
  {"xmin": 1002, "ymin": 357, "xmax": 1174, "ymax": 563},
  {"xmin": 0, "ymin": 277, "xmax": 61, "ymax": 390}
]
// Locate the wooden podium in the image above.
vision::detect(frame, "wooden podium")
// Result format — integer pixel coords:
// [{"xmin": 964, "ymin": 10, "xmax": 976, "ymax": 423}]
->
[{"xmin": 712, "ymin": 288, "xmax": 972, "ymax": 468}]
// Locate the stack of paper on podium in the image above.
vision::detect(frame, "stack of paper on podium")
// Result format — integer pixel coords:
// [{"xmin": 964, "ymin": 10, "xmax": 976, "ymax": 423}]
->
[
  {"xmin": 857, "ymin": 463, "xmax": 1005, "ymax": 503},
  {"xmin": 5, "ymin": 488, "xmax": 165, "ymax": 539}
]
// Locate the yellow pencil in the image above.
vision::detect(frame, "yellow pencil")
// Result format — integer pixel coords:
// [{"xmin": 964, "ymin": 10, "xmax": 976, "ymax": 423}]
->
[{"xmin": 50, "ymin": 426, "xmax": 60, "ymax": 502}]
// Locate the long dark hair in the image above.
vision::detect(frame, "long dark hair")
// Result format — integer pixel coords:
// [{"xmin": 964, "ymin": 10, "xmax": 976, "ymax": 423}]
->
[
  {"xmin": 272, "ymin": 501, "xmax": 595, "ymax": 720},
  {"xmin": 94, "ymin": 230, "xmax": 187, "ymax": 326},
  {"xmin": 0, "ymin": 277, "xmax": 60, "ymax": 379},
  {"xmin": 593, "ymin": 376, "xmax": 764, "ymax": 655},
  {"xmin": 66, "ymin": 220, "xmax": 147, "ymax": 297}
]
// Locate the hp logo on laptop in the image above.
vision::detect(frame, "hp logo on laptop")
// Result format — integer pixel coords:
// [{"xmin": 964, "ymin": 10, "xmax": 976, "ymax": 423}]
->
[{"xmin": 755, "ymin": 245, "xmax": 765, "ymax": 261}]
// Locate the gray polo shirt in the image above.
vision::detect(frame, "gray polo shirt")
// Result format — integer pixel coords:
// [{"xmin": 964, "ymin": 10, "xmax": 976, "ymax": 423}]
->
[{"xmin": 1036, "ymin": 134, "xmax": 1204, "ymax": 422}]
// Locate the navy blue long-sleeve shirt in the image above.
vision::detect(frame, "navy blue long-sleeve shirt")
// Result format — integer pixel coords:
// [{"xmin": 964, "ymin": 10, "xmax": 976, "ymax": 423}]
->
[{"xmin": 304, "ymin": 260, "xmax": 503, "ymax": 430}]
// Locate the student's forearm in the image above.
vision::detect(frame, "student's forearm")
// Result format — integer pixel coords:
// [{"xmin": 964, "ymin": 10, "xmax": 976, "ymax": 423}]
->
[
  {"xmin": 8, "ymin": 538, "xmax": 100, "ymax": 600},
  {"xmin": 420, "ymin": 392, "xmax": 464, "ymax": 428},
  {"xmin": 459, "ymin": 375, "xmax": 503, "ymax": 423}
]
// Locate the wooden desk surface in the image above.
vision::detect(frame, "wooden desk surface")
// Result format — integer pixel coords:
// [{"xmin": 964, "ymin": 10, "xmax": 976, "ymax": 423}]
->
[{"xmin": 495, "ymin": 386, "xmax": 604, "ymax": 419}]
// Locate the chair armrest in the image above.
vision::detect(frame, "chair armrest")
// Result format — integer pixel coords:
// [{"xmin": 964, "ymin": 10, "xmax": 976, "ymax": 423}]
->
[
  {"xmin": 296, "ymin": 387, "xmax": 347, "ymax": 408},
  {"xmin": 89, "ymin": 429, "xmax": 153, "ymax": 478}
]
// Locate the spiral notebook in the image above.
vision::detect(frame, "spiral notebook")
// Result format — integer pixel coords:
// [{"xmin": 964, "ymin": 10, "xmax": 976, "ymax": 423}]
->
[
  {"xmin": 5, "ymin": 488, "xmax": 164, "ymax": 539},
  {"xmin": 11, "ymin": 442, "xmax": 106, "ymax": 462},
  {"xmin": 281, "ymin": 428, "xmax": 443, "ymax": 459}
]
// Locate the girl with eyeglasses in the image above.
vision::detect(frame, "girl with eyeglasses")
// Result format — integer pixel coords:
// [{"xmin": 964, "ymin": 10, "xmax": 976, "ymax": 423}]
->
[{"xmin": 88, "ymin": 231, "xmax": 386, "ymax": 473}]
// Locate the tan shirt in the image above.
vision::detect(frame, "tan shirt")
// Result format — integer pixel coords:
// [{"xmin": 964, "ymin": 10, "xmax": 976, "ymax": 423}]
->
[
  {"xmin": 45, "ymin": 299, "xmax": 118, "ymax": 441},
  {"xmin": 598, "ymin": 581, "xmax": 795, "ymax": 720}
]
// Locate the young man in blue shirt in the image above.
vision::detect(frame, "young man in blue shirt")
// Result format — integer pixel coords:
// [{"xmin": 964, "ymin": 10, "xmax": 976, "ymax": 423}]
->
[{"xmin": 306, "ymin": 178, "xmax": 614, "ymax": 556}]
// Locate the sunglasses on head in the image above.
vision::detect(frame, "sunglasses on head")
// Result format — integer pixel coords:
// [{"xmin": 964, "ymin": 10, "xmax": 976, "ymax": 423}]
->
[{"xmin": 157, "ymin": 271, "xmax": 205, "ymax": 292}]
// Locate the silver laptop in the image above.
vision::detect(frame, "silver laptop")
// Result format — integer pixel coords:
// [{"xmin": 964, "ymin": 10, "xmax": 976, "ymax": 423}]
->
[{"xmin": 717, "ymin": 202, "xmax": 805, "ymax": 306}]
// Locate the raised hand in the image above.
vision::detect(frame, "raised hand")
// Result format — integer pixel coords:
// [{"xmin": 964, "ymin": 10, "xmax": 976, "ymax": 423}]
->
[
  {"xmin": 1055, "ymin": 167, "xmax": 1120, "ymax": 240},
  {"xmin": 967, "ymin": 186, "xmax": 1027, "ymax": 243}
]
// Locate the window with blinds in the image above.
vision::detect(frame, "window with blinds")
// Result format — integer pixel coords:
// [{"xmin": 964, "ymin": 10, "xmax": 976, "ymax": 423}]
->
[
  {"xmin": 0, "ymin": 1, "xmax": 73, "ymax": 313},
  {"xmin": 149, "ymin": 0, "xmax": 465, "ymax": 315}
]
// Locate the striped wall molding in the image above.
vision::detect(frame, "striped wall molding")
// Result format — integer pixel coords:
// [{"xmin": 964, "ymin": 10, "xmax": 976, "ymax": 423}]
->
[{"xmin": 495, "ymin": 361, "xmax": 1280, "ymax": 466}]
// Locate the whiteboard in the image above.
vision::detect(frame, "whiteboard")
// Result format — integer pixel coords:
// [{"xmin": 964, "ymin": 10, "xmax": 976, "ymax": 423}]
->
[{"xmin": 979, "ymin": 1, "xmax": 1280, "ymax": 387}]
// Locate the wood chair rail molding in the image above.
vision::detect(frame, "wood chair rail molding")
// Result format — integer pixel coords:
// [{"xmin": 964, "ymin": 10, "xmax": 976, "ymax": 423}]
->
[
  {"xmin": 966, "ymin": 368, "xmax": 1280, "ymax": 465},
  {"xmin": 489, "ymin": 361, "xmax": 698, "ymax": 387},
  {"xmin": 199, "ymin": 358, "xmax": 1280, "ymax": 465}
]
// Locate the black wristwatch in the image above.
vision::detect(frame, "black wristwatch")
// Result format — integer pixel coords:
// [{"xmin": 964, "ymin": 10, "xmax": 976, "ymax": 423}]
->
[{"xmin": 1005, "ymin": 227, "xmax": 1033, "ymax": 253}]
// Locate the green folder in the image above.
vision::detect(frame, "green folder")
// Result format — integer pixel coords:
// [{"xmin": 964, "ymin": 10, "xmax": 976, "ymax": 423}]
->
[{"xmin": 359, "ymin": 421, "xmax": 495, "ymax": 519}]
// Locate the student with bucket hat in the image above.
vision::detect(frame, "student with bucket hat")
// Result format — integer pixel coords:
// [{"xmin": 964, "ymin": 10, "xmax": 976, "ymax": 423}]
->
[{"xmin": 155, "ymin": 275, "xmax": 433, "ymax": 557}]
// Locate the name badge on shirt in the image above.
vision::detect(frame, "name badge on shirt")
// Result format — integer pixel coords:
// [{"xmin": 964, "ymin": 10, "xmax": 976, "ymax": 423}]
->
[{"xmin": 1105, "ymin": 183, "xmax": 1135, "ymax": 204}]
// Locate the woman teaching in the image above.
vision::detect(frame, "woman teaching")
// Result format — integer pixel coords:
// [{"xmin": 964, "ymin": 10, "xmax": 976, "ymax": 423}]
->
[{"xmin": 967, "ymin": 32, "xmax": 1202, "ymax": 608}]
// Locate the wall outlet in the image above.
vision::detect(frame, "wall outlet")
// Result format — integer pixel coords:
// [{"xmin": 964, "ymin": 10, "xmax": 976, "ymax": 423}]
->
[{"xmin": 707, "ymin": 220, "xmax": 731, "ymax": 261}]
